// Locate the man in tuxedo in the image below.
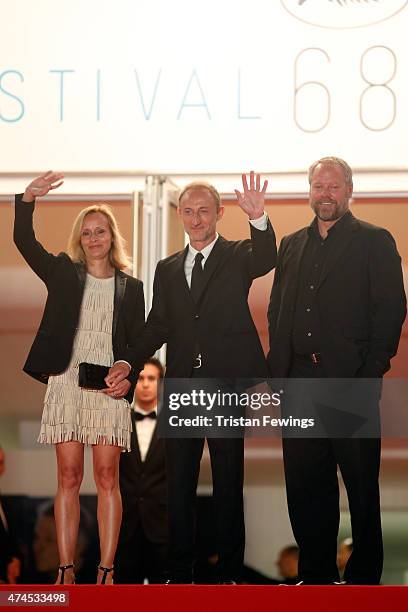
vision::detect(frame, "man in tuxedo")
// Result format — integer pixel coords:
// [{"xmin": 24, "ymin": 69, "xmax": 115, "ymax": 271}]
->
[
  {"xmin": 107, "ymin": 173, "xmax": 277, "ymax": 583},
  {"xmin": 115, "ymin": 358, "xmax": 167, "ymax": 584},
  {"xmin": 0, "ymin": 448, "xmax": 21, "ymax": 584},
  {"xmin": 267, "ymin": 156, "xmax": 406, "ymax": 585}
]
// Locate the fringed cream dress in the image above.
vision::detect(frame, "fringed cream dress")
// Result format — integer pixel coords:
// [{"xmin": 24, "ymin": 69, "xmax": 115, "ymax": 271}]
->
[{"xmin": 38, "ymin": 274, "xmax": 132, "ymax": 451}]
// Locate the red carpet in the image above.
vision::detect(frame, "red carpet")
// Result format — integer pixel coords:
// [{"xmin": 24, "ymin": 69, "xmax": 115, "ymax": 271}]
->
[{"xmin": 1, "ymin": 585, "xmax": 408, "ymax": 612}]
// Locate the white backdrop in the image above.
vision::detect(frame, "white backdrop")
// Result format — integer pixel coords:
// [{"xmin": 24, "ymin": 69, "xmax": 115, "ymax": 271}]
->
[{"xmin": 1, "ymin": 0, "xmax": 408, "ymax": 174}]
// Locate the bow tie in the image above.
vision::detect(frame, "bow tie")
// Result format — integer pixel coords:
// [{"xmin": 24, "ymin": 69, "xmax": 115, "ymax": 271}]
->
[{"xmin": 134, "ymin": 411, "xmax": 157, "ymax": 421}]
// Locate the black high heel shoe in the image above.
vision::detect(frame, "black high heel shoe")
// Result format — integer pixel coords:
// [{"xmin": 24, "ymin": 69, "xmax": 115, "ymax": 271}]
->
[
  {"xmin": 57, "ymin": 564, "xmax": 75, "ymax": 584},
  {"xmin": 98, "ymin": 564, "xmax": 114, "ymax": 584}
]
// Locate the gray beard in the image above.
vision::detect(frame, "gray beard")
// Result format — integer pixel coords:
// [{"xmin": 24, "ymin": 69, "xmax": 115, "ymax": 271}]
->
[{"xmin": 312, "ymin": 200, "xmax": 347, "ymax": 222}]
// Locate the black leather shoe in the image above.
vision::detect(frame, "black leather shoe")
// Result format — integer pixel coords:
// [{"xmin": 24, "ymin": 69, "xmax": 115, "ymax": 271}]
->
[
  {"xmin": 218, "ymin": 580, "xmax": 237, "ymax": 585},
  {"xmin": 164, "ymin": 578, "xmax": 194, "ymax": 584},
  {"xmin": 295, "ymin": 580, "xmax": 346, "ymax": 585}
]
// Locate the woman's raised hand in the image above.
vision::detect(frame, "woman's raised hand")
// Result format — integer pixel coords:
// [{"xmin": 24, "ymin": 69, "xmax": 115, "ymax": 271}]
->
[{"xmin": 23, "ymin": 171, "xmax": 64, "ymax": 202}]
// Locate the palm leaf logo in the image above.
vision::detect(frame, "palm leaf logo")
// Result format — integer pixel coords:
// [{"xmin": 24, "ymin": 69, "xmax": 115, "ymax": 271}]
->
[{"xmin": 283, "ymin": 0, "xmax": 408, "ymax": 28}]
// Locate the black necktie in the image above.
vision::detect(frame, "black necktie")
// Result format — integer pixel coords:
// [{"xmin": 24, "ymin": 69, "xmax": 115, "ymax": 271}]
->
[
  {"xmin": 134, "ymin": 411, "xmax": 157, "ymax": 421},
  {"xmin": 190, "ymin": 252, "xmax": 204, "ymax": 303}
]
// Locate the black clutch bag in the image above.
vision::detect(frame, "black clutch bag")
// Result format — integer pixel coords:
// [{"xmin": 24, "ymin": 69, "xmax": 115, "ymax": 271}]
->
[{"xmin": 78, "ymin": 362, "xmax": 110, "ymax": 390}]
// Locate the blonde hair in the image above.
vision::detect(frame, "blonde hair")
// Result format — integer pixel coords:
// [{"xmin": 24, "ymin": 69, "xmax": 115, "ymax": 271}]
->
[
  {"xmin": 67, "ymin": 203, "xmax": 132, "ymax": 270},
  {"xmin": 179, "ymin": 181, "xmax": 221, "ymax": 211},
  {"xmin": 308, "ymin": 156, "xmax": 353, "ymax": 187}
]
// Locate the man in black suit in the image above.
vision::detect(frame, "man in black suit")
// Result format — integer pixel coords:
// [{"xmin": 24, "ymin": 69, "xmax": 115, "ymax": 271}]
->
[
  {"xmin": 267, "ymin": 156, "xmax": 406, "ymax": 585},
  {"xmin": 107, "ymin": 173, "xmax": 277, "ymax": 583},
  {"xmin": 115, "ymin": 358, "xmax": 168, "ymax": 584}
]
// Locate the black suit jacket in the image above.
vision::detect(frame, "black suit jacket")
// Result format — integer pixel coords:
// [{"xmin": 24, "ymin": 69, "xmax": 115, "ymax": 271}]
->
[
  {"xmin": 122, "ymin": 222, "xmax": 277, "ymax": 378},
  {"xmin": 267, "ymin": 213, "xmax": 406, "ymax": 378},
  {"xmin": 119, "ymin": 411, "xmax": 167, "ymax": 544},
  {"xmin": 13, "ymin": 194, "xmax": 145, "ymax": 401}
]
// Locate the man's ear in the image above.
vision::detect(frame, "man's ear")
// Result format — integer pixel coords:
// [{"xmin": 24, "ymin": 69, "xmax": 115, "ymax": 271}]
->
[{"xmin": 217, "ymin": 206, "xmax": 225, "ymax": 221}]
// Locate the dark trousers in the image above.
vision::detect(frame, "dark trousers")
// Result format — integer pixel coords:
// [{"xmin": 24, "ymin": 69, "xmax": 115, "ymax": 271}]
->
[
  {"xmin": 115, "ymin": 525, "xmax": 168, "ymax": 584},
  {"xmin": 282, "ymin": 357, "xmax": 383, "ymax": 584},
  {"xmin": 165, "ymin": 436, "xmax": 245, "ymax": 582}
]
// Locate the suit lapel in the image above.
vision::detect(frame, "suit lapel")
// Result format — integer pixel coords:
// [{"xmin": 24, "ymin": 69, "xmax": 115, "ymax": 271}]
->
[
  {"xmin": 287, "ymin": 230, "xmax": 309, "ymax": 285},
  {"xmin": 143, "ymin": 421, "xmax": 158, "ymax": 464},
  {"xmin": 131, "ymin": 409, "xmax": 158, "ymax": 464},
  {"xmin": 113, "ymin": 270, "xmax": 127, "ymax": 339},
  {"xmin": 171, "ymin": 236, "xmax": 232, "ymax": 308},
  {"xmin": 317, "ymin": 213, "xmax": 360, "ymax": 289},
  {"xmin": 73, "ymin": 262, "xmax": 87, "ymax": 312},
  {"xmin": 130, "ymin": 411, "xmax": 142, "ymax": 463},
  {"xmin": 173, "ymin": 246, "xmax": 193, "ymax": 305},
  {"xmin": 74, "ymin": 264, "xmax": 125, "ymax": 340},
  {"xmin": 193, "ymin": 236, "xmax": 230, "ymax": 305},
  {"xmin": 74, "ymin": 261, "xmax": 86, "ymax": 290}
]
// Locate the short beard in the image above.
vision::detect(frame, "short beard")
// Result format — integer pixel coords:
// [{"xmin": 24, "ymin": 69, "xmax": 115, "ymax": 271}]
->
[{"xmin": 312, "ymin": 199, "xmax": 347, "ymax": 222}]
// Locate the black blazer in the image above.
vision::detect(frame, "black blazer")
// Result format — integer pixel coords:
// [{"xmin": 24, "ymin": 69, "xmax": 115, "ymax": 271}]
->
[
  {"xmin": 121, "ymin": 222, "xmax": 277, "ymax": 378},
  {"xmin": 267, "ymin": 213, "xmax": 406, "ymax": 378},
  {"xmin": 119, "ymin": 412, "xmax": 167, "ymax": 543},
  {"xmin": 13, "ymin": 194, "xmax": 145, "ymax": 401}
]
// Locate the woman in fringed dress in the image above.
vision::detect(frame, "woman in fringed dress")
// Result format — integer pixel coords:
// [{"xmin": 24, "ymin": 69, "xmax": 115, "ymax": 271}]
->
[{"xmin": 14, "ymin": 172, "xmax": 145, "ymax": 584}]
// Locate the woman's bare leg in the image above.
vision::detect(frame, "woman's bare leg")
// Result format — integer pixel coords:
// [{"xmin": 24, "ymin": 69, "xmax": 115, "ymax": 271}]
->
[
  {"xmin": 92, "ymin": 444, "xmax": 122, "ymax": 584},
  {"xmin": 54, "ymin": 441, "xmax": 84, "ymax": 584}
]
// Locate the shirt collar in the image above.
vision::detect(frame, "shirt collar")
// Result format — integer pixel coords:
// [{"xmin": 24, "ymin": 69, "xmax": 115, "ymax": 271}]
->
[
  {"xmin": 308, "ymin": 210, "xmax": 352, "ymax": 239},
  {"xmin": 134, "ymin": 405, "xmax": 157, "ymax": 416},
  {"xmin": 188, "ymin": 233, "xmax": 219, "ymax": 261}
]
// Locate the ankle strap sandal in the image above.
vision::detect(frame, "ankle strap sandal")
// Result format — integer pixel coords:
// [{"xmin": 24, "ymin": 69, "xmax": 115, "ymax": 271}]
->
[
  {"xmin": 98, "ymin": 564, "xmax": 114, "ymax": 584},
  {"xmin": 58, "ymin": 564, "xmax": 75, "ymax": 584}
]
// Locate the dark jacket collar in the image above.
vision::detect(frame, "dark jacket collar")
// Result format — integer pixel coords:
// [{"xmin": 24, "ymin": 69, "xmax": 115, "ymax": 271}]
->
[
  {"xmin": 288, "ymin": 211, "xmax": 359, "ymax": 291},
  {"xmin": 73, "ymin": 262, "xmax": 126, "ymax": 338},
  {"xmin": 174, "ymin": 236, "xmax": 230, "ymax": 307},
  {"xmin": 308, "ymin": 210, "xmax": 354, "ymax": 239}
]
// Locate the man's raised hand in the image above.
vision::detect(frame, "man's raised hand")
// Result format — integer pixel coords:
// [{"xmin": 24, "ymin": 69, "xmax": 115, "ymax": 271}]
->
[{"xmin": 234, "ymin": 171, "xmax": 268, "ymax": 220}]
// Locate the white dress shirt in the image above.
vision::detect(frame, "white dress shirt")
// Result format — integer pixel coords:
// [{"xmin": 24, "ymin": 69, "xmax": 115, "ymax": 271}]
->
[
  {"xmin": 184, "ymin": 213, "xmax": 268, "ymax": 284},
  {"xmin": 133, "ymin": 406, "xmax": 157, "ymax": 462}
]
